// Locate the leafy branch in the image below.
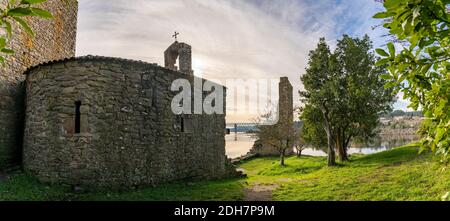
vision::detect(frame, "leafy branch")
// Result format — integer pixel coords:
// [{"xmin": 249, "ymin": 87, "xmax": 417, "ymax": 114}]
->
[
  {"xmin": 0, "ymin": 0, "xmax": 52, "ymax": 63},
  {"xmin": 374, "ymin": 0, "xmax": 450, "ymax": 163}
]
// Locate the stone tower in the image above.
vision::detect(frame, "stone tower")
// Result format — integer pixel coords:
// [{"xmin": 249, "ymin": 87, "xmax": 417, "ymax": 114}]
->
[
  {"xmin": 278, "ymin": 77, "xmax": 294, "ymax": 126},
  {"xmin": 250, "ymin": 77, "xmax": 294, "ymax": 156},
  {"xmin": 0, "ymin": 0, "xmax": 78, "ymax": 170},
  {"xmin": 164, "ymin": 41, "xmax": 194, "ymax": 76}
]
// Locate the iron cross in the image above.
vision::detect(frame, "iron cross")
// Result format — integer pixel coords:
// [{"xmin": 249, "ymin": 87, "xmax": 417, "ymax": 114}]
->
[{"xmin": 172, "ymin": 31, "xmax": 180, "ymax": 41}]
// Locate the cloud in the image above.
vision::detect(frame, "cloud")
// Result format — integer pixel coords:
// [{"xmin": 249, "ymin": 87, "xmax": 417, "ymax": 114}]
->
[{"xmin": 76, "ymin": 0, "xmax": 403, "ymax": 122}]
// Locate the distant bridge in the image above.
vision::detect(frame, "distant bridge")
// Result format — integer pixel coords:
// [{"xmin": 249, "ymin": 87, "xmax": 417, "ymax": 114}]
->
[
  {"xmin": 225, "ymin": 121, "xmax": 303, "ymax": 134},
  {"xmin": 226, "ymin": 123, "xmax": 257, "ymax": 134}
]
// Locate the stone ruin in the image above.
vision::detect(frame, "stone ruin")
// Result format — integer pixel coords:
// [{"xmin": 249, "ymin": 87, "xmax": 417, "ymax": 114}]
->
[
  {"xmin": 250, "ymin": 77, "xmax": 295, "ymax": 156},
  {"xmin": 23, "ymin": 54, "xmax": 237, "ymax": 188},
  {"xmin": 0, "ymin": 0, "xmax": 239, "ymax": 188}
]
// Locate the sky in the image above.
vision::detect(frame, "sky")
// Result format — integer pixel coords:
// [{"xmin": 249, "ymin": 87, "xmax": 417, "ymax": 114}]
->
[{"xmin": 76, "ymin": 0, "xmax": 413, "ymax": 123}]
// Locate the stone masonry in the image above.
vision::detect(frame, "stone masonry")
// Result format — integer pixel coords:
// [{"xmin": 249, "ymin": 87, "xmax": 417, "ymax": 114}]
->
[
  {"xmin": 23, "ymin": 55, "xmax": 233, "ymax": 188},
  {"xmin": 2, "ymin": 0, "xmax": 237, "ymax": 188},
  {"xmin": 164, "ymin": 41, "xmax": 194, "ymax": 76},
  {"xmin": 250, "ymin": 77, "xmax": 294, "ymax": 156},
  {"xmin": 278, "ymin": 77, "xmax": 294, "ymax": 128},
  {"xmin": 0, "ymin": 0, "xmax": 78, "ymax": 169}
]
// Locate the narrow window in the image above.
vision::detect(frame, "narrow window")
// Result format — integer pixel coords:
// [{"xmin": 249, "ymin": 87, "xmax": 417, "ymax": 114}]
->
[
  {"xmin": 180, "ymin": 116, "xmax": 185, "ymax": 133},
  {"xmin": 75, "ymin": 101, "xmax": 81, "ymax": 134}
]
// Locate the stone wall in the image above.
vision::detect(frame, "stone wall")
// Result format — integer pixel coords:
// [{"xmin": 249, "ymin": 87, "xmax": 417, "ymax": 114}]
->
[
  {"xmin": 0, "ymin": 0, "xmax": 78, "ymax": 170},
  {"xmin": 23, "ymin": 56, "xmax": 231, "ymax": 188}
]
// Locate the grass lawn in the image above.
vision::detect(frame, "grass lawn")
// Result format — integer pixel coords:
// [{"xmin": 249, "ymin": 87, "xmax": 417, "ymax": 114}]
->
[{"xmin": 1, "ymin": 143, "xmax": 449, "ymax": 201}]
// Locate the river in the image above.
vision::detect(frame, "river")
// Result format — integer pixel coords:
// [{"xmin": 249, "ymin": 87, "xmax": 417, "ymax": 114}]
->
[{"xmin": 225, "ymin": 133, "xmax": 419, "ymax": 159}]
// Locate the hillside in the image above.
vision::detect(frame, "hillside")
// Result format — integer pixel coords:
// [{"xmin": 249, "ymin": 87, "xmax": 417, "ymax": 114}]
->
[{"xmin": 240, "ymin": 144, "xmax": 449, "ymax": 201}]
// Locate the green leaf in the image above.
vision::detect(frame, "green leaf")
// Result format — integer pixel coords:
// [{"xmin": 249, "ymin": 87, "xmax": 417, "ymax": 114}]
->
[
  {"xmin": 0, "ymin": 37, "xmax": 6, "ymax": 49},
  {"xmin": 384, "ymin": 81, "xmax": 396, "ymax": 88},
  {"xmin": 410, "ymin": 34, "xmax": 420, "ymax": 47},
  {"xmin": 20, "ymin": 0, "xmax": 47, "ymax": 5},
  {"xmin": 9, "ymin": 0, "xmax": 17, "ymax": 6},
  {"xmin": 401, "ymin": 18, "xmax": 410, "ymax": 33},
  {"xmin": 373, "ymin": 12, "xmax": 391, "ymax": 19},
  {"xmin": 376, "ymin": 58, "xmax": 389, "ymax": 66},
  {"xmin": 436, "ymin": 127, "xmax": 445, "ymax": 142},
  {"xmin": 31, "ymin": 7, "xmax": 53, "ymax": 19},
  {"xmin": 412, "ymin": 7, "xmax": 421, "ymax": 20},
  {"xmin": 387, "ymin": 42, "xmax": 395, "ymax": 56},
  {"xmin": 420, "ymin": 64, "xmax": 432, "ymax": 74},
  {"xmin": 384, "ymin": 0, "xmax": 403, "ymax": 9},
  {"xmin": 376, "ymin": 49, "xmax": 390, "ymax": 57},
  {"xmin": 13, "ymin": 16, "xmax": 34, "ymax": 36},
  {"xmin": 7, "ymin": 7, "xmax": 33, "ymax": 16},
  {"xmin": 380, "ymin": 74, "xmax": 392, "ymax": 80},
  {"xmin": 1, "ymin": 48, "xmax": 15, "ymax": 54},
  {"xmin": 4, "ymin": 21, "xmax": 13, "ymax": 39}
]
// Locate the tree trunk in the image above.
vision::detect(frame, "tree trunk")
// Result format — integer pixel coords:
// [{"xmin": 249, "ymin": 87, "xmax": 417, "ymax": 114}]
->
[
  {"xmin": 280, "ymin": 149, "xmax": 286, "ymax": 166},
  {"xmin": 337, "ymin": 141, "xmax": 349, "ymax": 162},
  {"xmin": 321, "ymin": 106, "xmax": 336, "ymax": 166},
  {"xmin": 327, "ymin": 132, "xmax": 336, "ymax": 166},
  {"xmin": 336, "ymin": 134, "xmax": 347, "ymax": 162},
  {"xmin": 335, "ymin": 129, "xmax": 349, "ymax": 162},
  {"xmin": 297, "ymin": 148, "xmax": 302, "ymax": 158}
]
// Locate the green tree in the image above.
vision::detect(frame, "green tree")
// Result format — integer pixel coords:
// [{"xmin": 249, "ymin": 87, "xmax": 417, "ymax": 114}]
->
[
  {"xmin": 374, "ymin": 0, "xmax": 450, "ymax": 162},
  {"xmin": 300, "ymin": 36, "xmax": 395, "ymax": 166},
  {"xmin": 299, "ymin": 105, "xmax": 327, "ymax": 149},
  {"xmin": 0, "ymin": 0, "xmax": 52, "ymax": 63},
  {"xmin": 391, "ymin": 110, "xmax": 406, "ymax": 117},
  {"xmin": 300, "ymin": 38, "xmax": 337, "ymax": 166}
]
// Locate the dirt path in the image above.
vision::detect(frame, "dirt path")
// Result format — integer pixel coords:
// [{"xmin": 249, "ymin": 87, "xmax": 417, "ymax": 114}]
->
[{"xmin": 243, "ymin": 184, "xmax": 279, "ymax": 201}]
